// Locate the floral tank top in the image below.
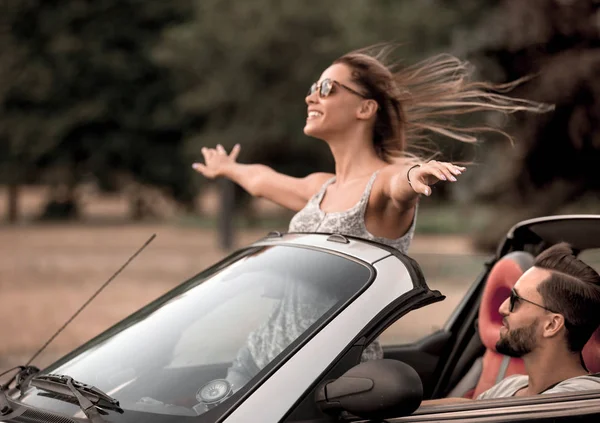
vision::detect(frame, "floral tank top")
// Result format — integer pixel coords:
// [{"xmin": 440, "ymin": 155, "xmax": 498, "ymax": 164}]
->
[{"xmin": 288, "ymin": 170, "xmax": 416, "ymax": 252}]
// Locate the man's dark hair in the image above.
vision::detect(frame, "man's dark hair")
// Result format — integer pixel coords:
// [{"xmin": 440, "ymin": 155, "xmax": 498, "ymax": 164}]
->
[{"xmin": 534, "ymin": 242, "xmax": 600, "ymax": 352}]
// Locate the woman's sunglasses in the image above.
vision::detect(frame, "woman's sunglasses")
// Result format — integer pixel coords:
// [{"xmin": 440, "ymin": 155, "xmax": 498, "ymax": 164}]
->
[
  {"xmin": 509, "ymin": 288, "xmax": 557, "ymax": 314},
  {"xmin": 308, "ymin": 78, "xmax": 369, "ymax": 99}
]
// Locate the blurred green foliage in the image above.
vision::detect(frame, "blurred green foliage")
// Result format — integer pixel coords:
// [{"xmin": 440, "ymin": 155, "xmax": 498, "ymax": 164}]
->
[
  {"xmin": 453, "ymin": 0, "xmax": 600, "ymax": 248},
  {"xmin": 0, "ymin": 0, "xmax": 195, "ymax": 207},
  {"xmin": 0, "ymin": 0, "xmax": 487, "ymax": 217},
  {"xmin": 1, "ymin": 0, "xmax": 598, "ymax": 240},
  {"xmin": 154, "ymin": 0, "xmax": 493, "ymax": 184}
]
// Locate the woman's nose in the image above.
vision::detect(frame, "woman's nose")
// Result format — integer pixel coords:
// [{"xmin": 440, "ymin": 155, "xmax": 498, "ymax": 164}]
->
[{"xmin": 305, "ymin": 91, "xmax": 317, "ymax": 105}]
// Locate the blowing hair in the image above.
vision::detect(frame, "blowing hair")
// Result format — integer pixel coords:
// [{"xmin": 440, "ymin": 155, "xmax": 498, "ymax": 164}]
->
[
  {"xmin": 333, "ymin": 46, "xmax": 554, "ymax": 163},
  {"xmin": 534, "ymin": 242, "xmax": 600, "ymax": 352}
]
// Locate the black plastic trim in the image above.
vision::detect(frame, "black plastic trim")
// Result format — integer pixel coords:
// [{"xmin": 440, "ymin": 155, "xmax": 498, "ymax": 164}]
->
[
  {"xmin": 497, "ymin": 214, "xmax": 600, "ymax": 257},
  {"xmin": 0, "ymin": 400, "xmax": 86, "ymax": 423}
]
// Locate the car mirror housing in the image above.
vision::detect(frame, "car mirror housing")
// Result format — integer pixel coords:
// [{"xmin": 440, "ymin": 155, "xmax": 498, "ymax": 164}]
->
[{"xmin": 315, "ymin": 359, "xmax": 423, "ymax": 420}]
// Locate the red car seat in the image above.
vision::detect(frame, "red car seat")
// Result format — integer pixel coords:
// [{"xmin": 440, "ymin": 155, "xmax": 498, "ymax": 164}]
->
[
  {"xmin": 471, "ymin": 251, "xmax": 534, "ymax": 399},
  {"xmin": 582, "ymin": 327, "xmax": 600, "ymax": 374}
]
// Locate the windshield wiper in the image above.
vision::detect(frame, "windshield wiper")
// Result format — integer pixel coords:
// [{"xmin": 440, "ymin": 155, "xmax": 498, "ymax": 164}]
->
[
  {"xmin": 0, "ymin": 365, "xmax": 40, "ymax": 416},
  {"xmin": 31, "ymin": 374, "xmax": 122, "ymax": 422},
  {"xmin": 1, "ymin": 389, "xmax": 12, "ymax": 416}
]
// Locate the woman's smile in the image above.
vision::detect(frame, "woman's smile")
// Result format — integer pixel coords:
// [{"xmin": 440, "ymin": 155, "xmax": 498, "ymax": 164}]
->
[{"xmin": 307, "ymin": 110, "xmax": 323, "ymax": 120}]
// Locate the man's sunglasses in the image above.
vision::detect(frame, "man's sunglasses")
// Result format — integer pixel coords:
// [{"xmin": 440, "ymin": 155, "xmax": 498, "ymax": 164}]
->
[
  {"xmin": 509, "ymin": 288, "xmax": 557, "ymax": 314},
  {"xmin": 308, "ymin": 78, "xmax": 369, "ymax": 99}
]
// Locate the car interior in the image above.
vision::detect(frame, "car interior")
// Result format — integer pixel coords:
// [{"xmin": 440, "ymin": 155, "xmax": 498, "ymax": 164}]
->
[
  {"xmin": 259, "ymin": 216, "xmax": 600, "ymax": 422},
  {"xmin": 379, "ymin": 216, "xmax": 600, "ymax": 407}
]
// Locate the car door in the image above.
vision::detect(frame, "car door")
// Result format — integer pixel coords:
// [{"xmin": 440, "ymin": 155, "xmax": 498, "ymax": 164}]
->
[
  {"xmin": 384, "ymin": 391, "xmax": 600, "ymax": 422},
  {"xmin": 380, "ymin": 251, "xmax": 494, "ymax": 399},
  {"xmin": 279, "ymin": 254, "xmax": 449, "ymax": 423}
]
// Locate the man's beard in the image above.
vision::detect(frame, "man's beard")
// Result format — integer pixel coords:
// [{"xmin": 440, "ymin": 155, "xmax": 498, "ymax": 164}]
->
[{"xmin": 496, "ymin": 319, "xmax": 538, "ymax": 358}]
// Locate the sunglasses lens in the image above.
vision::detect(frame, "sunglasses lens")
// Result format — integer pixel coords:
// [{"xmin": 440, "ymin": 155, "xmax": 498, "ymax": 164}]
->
[
  {"xmin": 509, "ymin": 291, "xmax": 516, "ymax": 312},
  {"xmin": 308, "ymin": 83, "xmax": 318, "ymax": 96},
  {"xmin": 320, "ymin": 79, "xmax": 333, "ymax": 97}
]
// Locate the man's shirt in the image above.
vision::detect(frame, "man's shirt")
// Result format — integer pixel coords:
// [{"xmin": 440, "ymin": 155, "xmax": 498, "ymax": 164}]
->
[{"xmin": 477, "ymin": 374, "xmax": 600, "ymax": 400}]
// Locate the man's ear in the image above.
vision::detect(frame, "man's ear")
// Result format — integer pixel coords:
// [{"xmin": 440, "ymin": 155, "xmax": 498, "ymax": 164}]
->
[
  {"xmin": 357, "ymin": 99, "xmax": 378, "ymax": 120},
  {"xmin": 543, "ymin": 314, "xmax": 566, "ymax": 338}
]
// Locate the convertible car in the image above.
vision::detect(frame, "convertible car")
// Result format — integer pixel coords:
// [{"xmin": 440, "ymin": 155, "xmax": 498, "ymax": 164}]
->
[{"xmin": 1, "ymin": 214, "xmax": 600, "ymax": 423}]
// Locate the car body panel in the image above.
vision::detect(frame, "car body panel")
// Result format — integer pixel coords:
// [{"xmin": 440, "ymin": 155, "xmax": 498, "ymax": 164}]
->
[
  {"xmin": 253, "ymin": 233, "xmax": 393, "ymax": 264},
  {"xmin": 3, "ymin": 216, "xmax": 600, "ymax": 423},
  {"xmin": 390, "ymin": 392, "xmax": 600, "ymax": 422},
  {"xmin": 223, "ymin": 255, "xmax": 418, "ymax": 422}
]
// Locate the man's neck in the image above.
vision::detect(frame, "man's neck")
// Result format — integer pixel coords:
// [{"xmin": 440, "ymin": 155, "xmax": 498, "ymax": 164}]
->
[{"xmin": 522, "ymin": 347, "xmax": 588, "ymax": 395}]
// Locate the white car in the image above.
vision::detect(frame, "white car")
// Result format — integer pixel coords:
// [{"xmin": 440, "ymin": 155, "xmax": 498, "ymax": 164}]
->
[{"xmin": 1, "ymin": 215, "xmax": 600, "ymax": 423}]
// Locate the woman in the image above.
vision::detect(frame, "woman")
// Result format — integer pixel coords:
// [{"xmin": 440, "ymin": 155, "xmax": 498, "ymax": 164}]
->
[
  {"xmin": 193, "ymin": 50, "xmax": 547, "ymax": 252},
  {"xmin": 192, "ymin": 48, "xmax": 549, "ymax": 388}
]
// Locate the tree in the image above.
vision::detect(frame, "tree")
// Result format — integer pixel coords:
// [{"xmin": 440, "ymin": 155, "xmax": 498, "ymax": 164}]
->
[
  {"xmin": 454, "ymin": 0, "xmax": 600, "ymax": 249},
  {"xmin": 154, "ymin": 0, "xmax": 490, "ymax": 201},
  {"xmin": 0, "ymin": 0, "xmax": 194, "ymax": 221}
]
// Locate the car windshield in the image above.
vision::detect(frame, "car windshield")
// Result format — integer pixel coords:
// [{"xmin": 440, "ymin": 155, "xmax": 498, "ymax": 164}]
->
[{"xmin": 16, "ymin": 245, "xmax": 372, "ymax": 422}]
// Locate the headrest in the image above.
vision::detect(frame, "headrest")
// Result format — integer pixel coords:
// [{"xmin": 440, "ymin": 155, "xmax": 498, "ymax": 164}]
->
[
  {"xmin": 478, "ymin": 251, "xmax": 535, "ymax": 350},
  {"xmin": 583, "ymin": 326, "xmax": 600, "ymax": 373}
]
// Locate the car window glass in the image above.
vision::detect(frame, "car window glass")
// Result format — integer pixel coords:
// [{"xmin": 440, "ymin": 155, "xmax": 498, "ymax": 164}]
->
[{"xmin": 17, "ymin": 245, "xmax": 372, "ymax": 421}]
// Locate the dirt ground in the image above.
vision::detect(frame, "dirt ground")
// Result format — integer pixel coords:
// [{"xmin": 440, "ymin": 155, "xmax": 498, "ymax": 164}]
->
[{"xmin": 0, "ymin": 221, "xmax": 483, "ymax": 374}]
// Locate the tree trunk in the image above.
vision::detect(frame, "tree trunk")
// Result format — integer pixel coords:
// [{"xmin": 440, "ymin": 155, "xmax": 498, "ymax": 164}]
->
[
  {"xmin": 218, "ymin": 178, "xmax": 235, "ymax": 251},
  {"xmin": 131, "ymin": 191, "xmax": 145, "ymax": 221},
  {"xmin": 7, "ymin": 182, "xmax": 19, "ymax": 223}
]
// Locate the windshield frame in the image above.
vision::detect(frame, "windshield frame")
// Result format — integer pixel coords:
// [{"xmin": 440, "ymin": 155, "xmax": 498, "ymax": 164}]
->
[{"xmin": 15, "ymin": 243, "xmax": 377, "ymax": 423}]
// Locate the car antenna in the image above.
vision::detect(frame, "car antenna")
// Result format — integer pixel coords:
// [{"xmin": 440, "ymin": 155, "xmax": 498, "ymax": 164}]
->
[{"xmin": 24, "ymin": 233, "xmax": 157, "ymax": 367}]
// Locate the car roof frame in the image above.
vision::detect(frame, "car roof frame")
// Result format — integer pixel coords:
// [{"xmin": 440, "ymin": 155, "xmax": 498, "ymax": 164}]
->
[{"xmin": 497, "ymin": 214, "xmax": 600, "ymax": 257}]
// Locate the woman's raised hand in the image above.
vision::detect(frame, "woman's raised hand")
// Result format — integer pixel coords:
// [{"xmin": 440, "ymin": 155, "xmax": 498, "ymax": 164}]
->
[
  {"xmin": 407, "ymin": 160, "xmax": 466, "ymax": 196},
  {"xmin": 192, "ymin": 144, "xmax": 241, "ymax": 179}
]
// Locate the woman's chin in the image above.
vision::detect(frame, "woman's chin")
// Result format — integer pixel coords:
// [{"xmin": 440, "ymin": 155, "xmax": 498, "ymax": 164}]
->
[
  {"xmin": 303, "ymin": 124, "xmax": 321, "ymax": 137},
  {"xmin": 303, "ymin": 122, "xmax": 332, "ymax": 141}
]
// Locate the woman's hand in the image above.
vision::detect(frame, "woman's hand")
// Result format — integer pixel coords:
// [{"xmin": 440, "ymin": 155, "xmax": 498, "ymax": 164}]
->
[
  {"xmin": 407, "ymin": 160, "xmax": 466, "ymax": 196},
  {"xmin": 192, "ymin": 144, "xmax": 241, "ymax": 179}
]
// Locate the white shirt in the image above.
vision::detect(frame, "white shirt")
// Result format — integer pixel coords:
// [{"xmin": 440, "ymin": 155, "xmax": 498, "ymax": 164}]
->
[{"xmin": 477, "ymin": 373, "xmax": 600, "ymax": 400}]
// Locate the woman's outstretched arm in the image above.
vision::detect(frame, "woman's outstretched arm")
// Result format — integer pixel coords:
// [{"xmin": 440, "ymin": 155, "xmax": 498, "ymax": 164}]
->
[
  {"xmin": 193, "ymin": 144, "xmax": 333, "ymax": 212},
  {"xmin": 382, "ymin": 160, "xmax": 466, "ymax": 210}
]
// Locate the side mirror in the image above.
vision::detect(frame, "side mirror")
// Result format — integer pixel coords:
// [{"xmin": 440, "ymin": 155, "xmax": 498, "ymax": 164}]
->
[{"xmin": 316, "ymin": 359, "xmax": 423, "ymax": 420}]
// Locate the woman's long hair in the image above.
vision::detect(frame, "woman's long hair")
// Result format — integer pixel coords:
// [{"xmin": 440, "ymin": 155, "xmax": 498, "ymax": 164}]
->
[{"xmin": 333, "ymin": 46, "xmax": 553, "ymax": 163}]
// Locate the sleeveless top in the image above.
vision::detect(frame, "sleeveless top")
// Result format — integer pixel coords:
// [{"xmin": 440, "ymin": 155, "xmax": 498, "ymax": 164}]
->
[
  {"xmin": 226, "ymin": 171, "xmax": 417, "ymax": 389},
  {"xmin": 289, "ymin": 170, "xmax": 416, "ymax": 252}
]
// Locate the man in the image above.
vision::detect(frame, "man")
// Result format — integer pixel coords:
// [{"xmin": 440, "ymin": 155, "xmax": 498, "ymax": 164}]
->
[{"xmin": 424, "ymin": 242, "xmax": 600, "ymax": 405}]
